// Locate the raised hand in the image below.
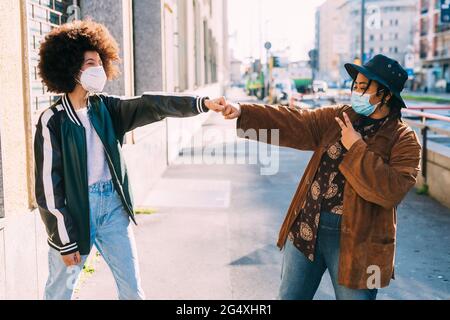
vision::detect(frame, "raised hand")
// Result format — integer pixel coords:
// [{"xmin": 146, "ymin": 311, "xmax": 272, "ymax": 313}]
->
[
  {"xmin": 222, "ymin": 102, "xmax": 241, "ymax": 120},
  {"xmin": 204, "ymin": 97, "xmax": 226, "ymax": 112},
  {"xmin": 335, "ymin": 112, "xmax": 362, "ymax": 150}
]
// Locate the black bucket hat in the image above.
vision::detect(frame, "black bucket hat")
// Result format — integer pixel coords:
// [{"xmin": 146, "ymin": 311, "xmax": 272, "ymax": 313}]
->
[{"xmin": 344, "ymin": 54, "xmax": 409, "ymax": 108}]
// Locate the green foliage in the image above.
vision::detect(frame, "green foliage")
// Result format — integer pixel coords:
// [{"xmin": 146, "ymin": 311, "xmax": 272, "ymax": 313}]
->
[
  {"xmin": 134, "ymin": 207, "xmax": 157, "ymax": 215},
  {"xmin": 404, "ymin": 95, "xmax": 450, "ymax": 104},
  {"xmin": 416, "ymin": 184, "xmax": 429, "ymax": 196}
]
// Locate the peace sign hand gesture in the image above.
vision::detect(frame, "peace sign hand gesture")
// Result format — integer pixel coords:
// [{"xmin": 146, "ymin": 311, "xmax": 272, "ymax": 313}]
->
[{"xmin": 335, "ymin": 112, "xmax": 363, "ymax": 151}]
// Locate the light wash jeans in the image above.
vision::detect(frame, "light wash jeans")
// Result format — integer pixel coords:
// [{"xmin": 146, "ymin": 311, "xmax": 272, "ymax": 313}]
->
[
  {"xmin": 278, "ymin": 211, "xmax": 378, "ymax": 300},
  {"xmin": 44, "ymin": 180, "xmax": 145, "ymax": 300}
]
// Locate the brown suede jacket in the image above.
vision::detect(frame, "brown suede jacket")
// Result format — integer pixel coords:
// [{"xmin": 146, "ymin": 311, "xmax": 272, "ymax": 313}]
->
[{"xmin": 237, "ymin": 103, "xmax": 422, "ymax": 289}]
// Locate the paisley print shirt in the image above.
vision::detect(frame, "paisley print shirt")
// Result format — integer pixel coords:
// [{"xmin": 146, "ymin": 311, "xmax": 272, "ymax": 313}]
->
[{"xmin": 288, "ymin": 114, "xmax": 390, "ymax": 261}]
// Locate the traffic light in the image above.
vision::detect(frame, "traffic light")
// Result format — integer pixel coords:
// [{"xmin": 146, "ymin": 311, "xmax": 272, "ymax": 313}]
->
[
  {"xmin": 272, "ymin": 56, "xmax": 281, "ymax": 68},
  {"xmin": 308, "ymin": 49, "xmax": 318, "ymax": 70}
]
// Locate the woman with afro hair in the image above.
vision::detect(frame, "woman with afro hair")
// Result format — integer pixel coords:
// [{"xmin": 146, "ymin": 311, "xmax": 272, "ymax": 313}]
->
[{"xmin": 34, "ymin": 19, "xmax": 225, "ymax": 300}]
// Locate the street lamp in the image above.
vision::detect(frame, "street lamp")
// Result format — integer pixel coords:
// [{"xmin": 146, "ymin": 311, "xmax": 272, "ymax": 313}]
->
[{"xmin": 361, "ymin": 0, "xmax": 366, "ymax": 64}]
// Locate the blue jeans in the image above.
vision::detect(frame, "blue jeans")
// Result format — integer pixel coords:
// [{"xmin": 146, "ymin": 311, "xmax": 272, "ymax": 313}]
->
[
  {"xmin": 278, "ymin": 211, "xmax": 378, "ymax": 300},
  {"xmin": 44, "ymin": 180, "xmax": 145, "ymax": 300}
]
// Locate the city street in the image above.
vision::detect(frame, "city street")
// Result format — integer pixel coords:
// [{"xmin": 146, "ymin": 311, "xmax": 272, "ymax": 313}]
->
[
  {"xmin": 3, "ymin": 0, "xmax": 450, "ymax": 302},
  {"xmin": 75, "ymin": 90, "xmax": 450, "ymax": 300}
]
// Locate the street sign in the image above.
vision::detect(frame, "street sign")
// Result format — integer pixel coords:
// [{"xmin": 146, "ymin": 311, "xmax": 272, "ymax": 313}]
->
[
  {"xmin": 264, "ymin": 42, "xmax": 272, "ymax": 50},
  {"xmin": 442, "ymin": 0, "xmax": 450, "ymax": 23},
  {"xmin": 405, "ymin": 53, "xmax": 415, "ymax": 69},
  {"xmin": 406, "ymin": 68, "xmax": 414, "ymax": 80}
]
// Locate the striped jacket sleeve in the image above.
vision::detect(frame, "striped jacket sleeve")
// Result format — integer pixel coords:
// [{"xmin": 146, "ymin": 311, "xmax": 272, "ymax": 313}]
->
[
  {"xmin": 34, "ymin": 108, "xmax": 79, "ymax": 255},
  {"xmin": 97, "ymin": 93, "xmax": 210, "ymax": 138}
]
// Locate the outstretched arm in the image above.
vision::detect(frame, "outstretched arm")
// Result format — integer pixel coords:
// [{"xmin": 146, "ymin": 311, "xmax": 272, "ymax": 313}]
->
[
  {"xmin": 98, "ymin": 93, "xmax": 225, "ymax": 138},
  {"xmin": 223, "ymin": 102, "xmax": 341, "ymax": 151}
]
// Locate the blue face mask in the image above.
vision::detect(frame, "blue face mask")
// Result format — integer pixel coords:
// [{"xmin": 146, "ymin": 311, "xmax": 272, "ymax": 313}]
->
[{"xmin": 351, "ymin": 91, "xmax": 382, "ymax": 117}]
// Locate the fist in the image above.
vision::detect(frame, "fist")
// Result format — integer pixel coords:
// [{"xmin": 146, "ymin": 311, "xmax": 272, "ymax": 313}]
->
[
  {"xmin": 204, "ymin": 97, "xmax": 226, "ymax": 112},
  {"xmin": 222, "ymin": 103, "xmax": 241, "ymax": 120},
  {"xmin": 62, "ymin": 251, "xmax": 81, "ymax": 267}
]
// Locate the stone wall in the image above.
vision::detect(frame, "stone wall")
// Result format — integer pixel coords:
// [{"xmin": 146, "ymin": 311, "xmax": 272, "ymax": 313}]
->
[{"xmin": 416, "ymin": 141, "xmax": 450, "ymax": 209}]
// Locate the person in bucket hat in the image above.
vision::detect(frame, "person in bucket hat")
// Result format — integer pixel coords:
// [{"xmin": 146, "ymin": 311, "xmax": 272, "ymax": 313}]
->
[
  {"xmin": 344, "ymin": 54, "xmax": 409, "ymax": 114},
  {"xmin": 221, "ymin": 54, "xmax": 422, "ymax": 300}
]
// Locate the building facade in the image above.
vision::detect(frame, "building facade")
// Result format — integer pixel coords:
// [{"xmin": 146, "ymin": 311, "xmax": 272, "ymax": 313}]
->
[
  {"xmin": 315, "ymin": 0, "xmax": 347, "ymax": 84},
  {"xmin": 316, "ymin": 0, "xmax": 417, "ymax": 85},
  {"xmin": 0, "ymin": 0, "xmax": 228, "ymax": 299},
  {"xmin": 418, "ymin": 0, "xmax": 450, "ymax": 92}
]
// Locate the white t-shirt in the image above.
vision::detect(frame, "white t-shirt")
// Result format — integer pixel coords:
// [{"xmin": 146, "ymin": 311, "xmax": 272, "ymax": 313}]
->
[{"xmin": 75, "ymin": 104, "xmax": 112, "ymax": 186}]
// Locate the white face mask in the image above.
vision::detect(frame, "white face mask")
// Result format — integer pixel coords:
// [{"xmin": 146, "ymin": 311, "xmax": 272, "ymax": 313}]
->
[{"xmin": 77, "ymin": 66, "xmax": 107, "ymax": 93}]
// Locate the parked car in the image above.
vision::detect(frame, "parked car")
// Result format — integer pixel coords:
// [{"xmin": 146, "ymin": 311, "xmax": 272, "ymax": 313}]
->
[
  {"xmin": 290, "ymin": 93, "xmax": 321, "ymax": 109},
  {"xmin": 313, "ymin": 80, "xmax": 328, "ymax": 93},
  {"xmin": 273, "ymin": 79, "xmax": 298, "ymax": 105},
  {"xmin": 290, "ymin": 93, "xmax": 338, "ymax": 109},
  {"xmin": 322, "ymin": 81, "xmax": 351, "ymax": 102},
  {"xmin": 435, "ymin": 79, "xmax": 447, "ymax": 92}
]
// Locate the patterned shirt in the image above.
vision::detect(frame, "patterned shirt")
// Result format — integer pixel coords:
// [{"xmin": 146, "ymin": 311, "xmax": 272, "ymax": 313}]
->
[{"xmin": 288, "ymin": 115, "xmax": 390, "ymax": 261}]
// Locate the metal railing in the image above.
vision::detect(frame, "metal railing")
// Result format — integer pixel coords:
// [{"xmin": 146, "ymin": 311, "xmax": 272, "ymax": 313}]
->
[{"xmin": 402, "ymin": 107, "xmax": 450, "ymax": 185}]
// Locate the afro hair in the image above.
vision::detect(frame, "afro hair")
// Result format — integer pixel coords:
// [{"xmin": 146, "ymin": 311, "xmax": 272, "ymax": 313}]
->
[{"xmin": 38, "ymin": 19, "xmax": 121, "ymax": 94}]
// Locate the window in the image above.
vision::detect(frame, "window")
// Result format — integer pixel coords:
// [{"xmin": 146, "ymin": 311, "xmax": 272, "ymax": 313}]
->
[
  {"xmin": 212, "ymin": 34, "xmax": 218, "ymax": 83},
  {"xmin": 433, "ymin": 36, "xmax": 438, "ymax": 56},
  {"xmin": 380, "ymin": 47, "xmax": 383, "ymax": 53},
  {"xmin": 193, "ymin": 0, "xmax": 201, "ymax": 86},
  {"xmin": 208, "ymin": 0, "xmax": 212, "ymax": 16},
  {"xmin": 176, "ymin": 0, "xmax": 188, "ymax": 91},
  {"xmin": 435, "ymin": 0, "xmax": 441, "ymax": 10},
  {"xmin": 203, "ymin": 20, "xmax": 209, "ymax": 84},
  {"xmin": 394, "ymin": 47, "xmax": 398, "ymax": 53},
  {"xmin": 369, "ymin": 34, "xmax": 374, "ymax": 41},
  {"xmin": 26, "ymin": 0, "xmax": 79, "ymax": 126},
  {"xmin": 211, "ymin": 39, "xmax": 218, "ymax": 83},
  {"xmin": 421, "ymin": 0, "xmax": 430, "ymax": 13},
  {"xmin": 420, "ymin": 17, "xmax": 430, "ymax": 36},
  {"xmin": 420, "ymin": 39, "xmax": 429, "ymax": 59}
]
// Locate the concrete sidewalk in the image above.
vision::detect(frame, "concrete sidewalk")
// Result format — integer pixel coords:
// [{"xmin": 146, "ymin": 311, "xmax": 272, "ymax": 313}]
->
[{"xmin": 74, "ymin": 111, "xmax": 450, "ymax": 300}]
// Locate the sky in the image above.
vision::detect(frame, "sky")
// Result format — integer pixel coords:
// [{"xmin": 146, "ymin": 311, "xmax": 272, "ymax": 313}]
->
[{"xmin": 228, "ymin": 0, "xmax": 327, "ymax": 62}]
